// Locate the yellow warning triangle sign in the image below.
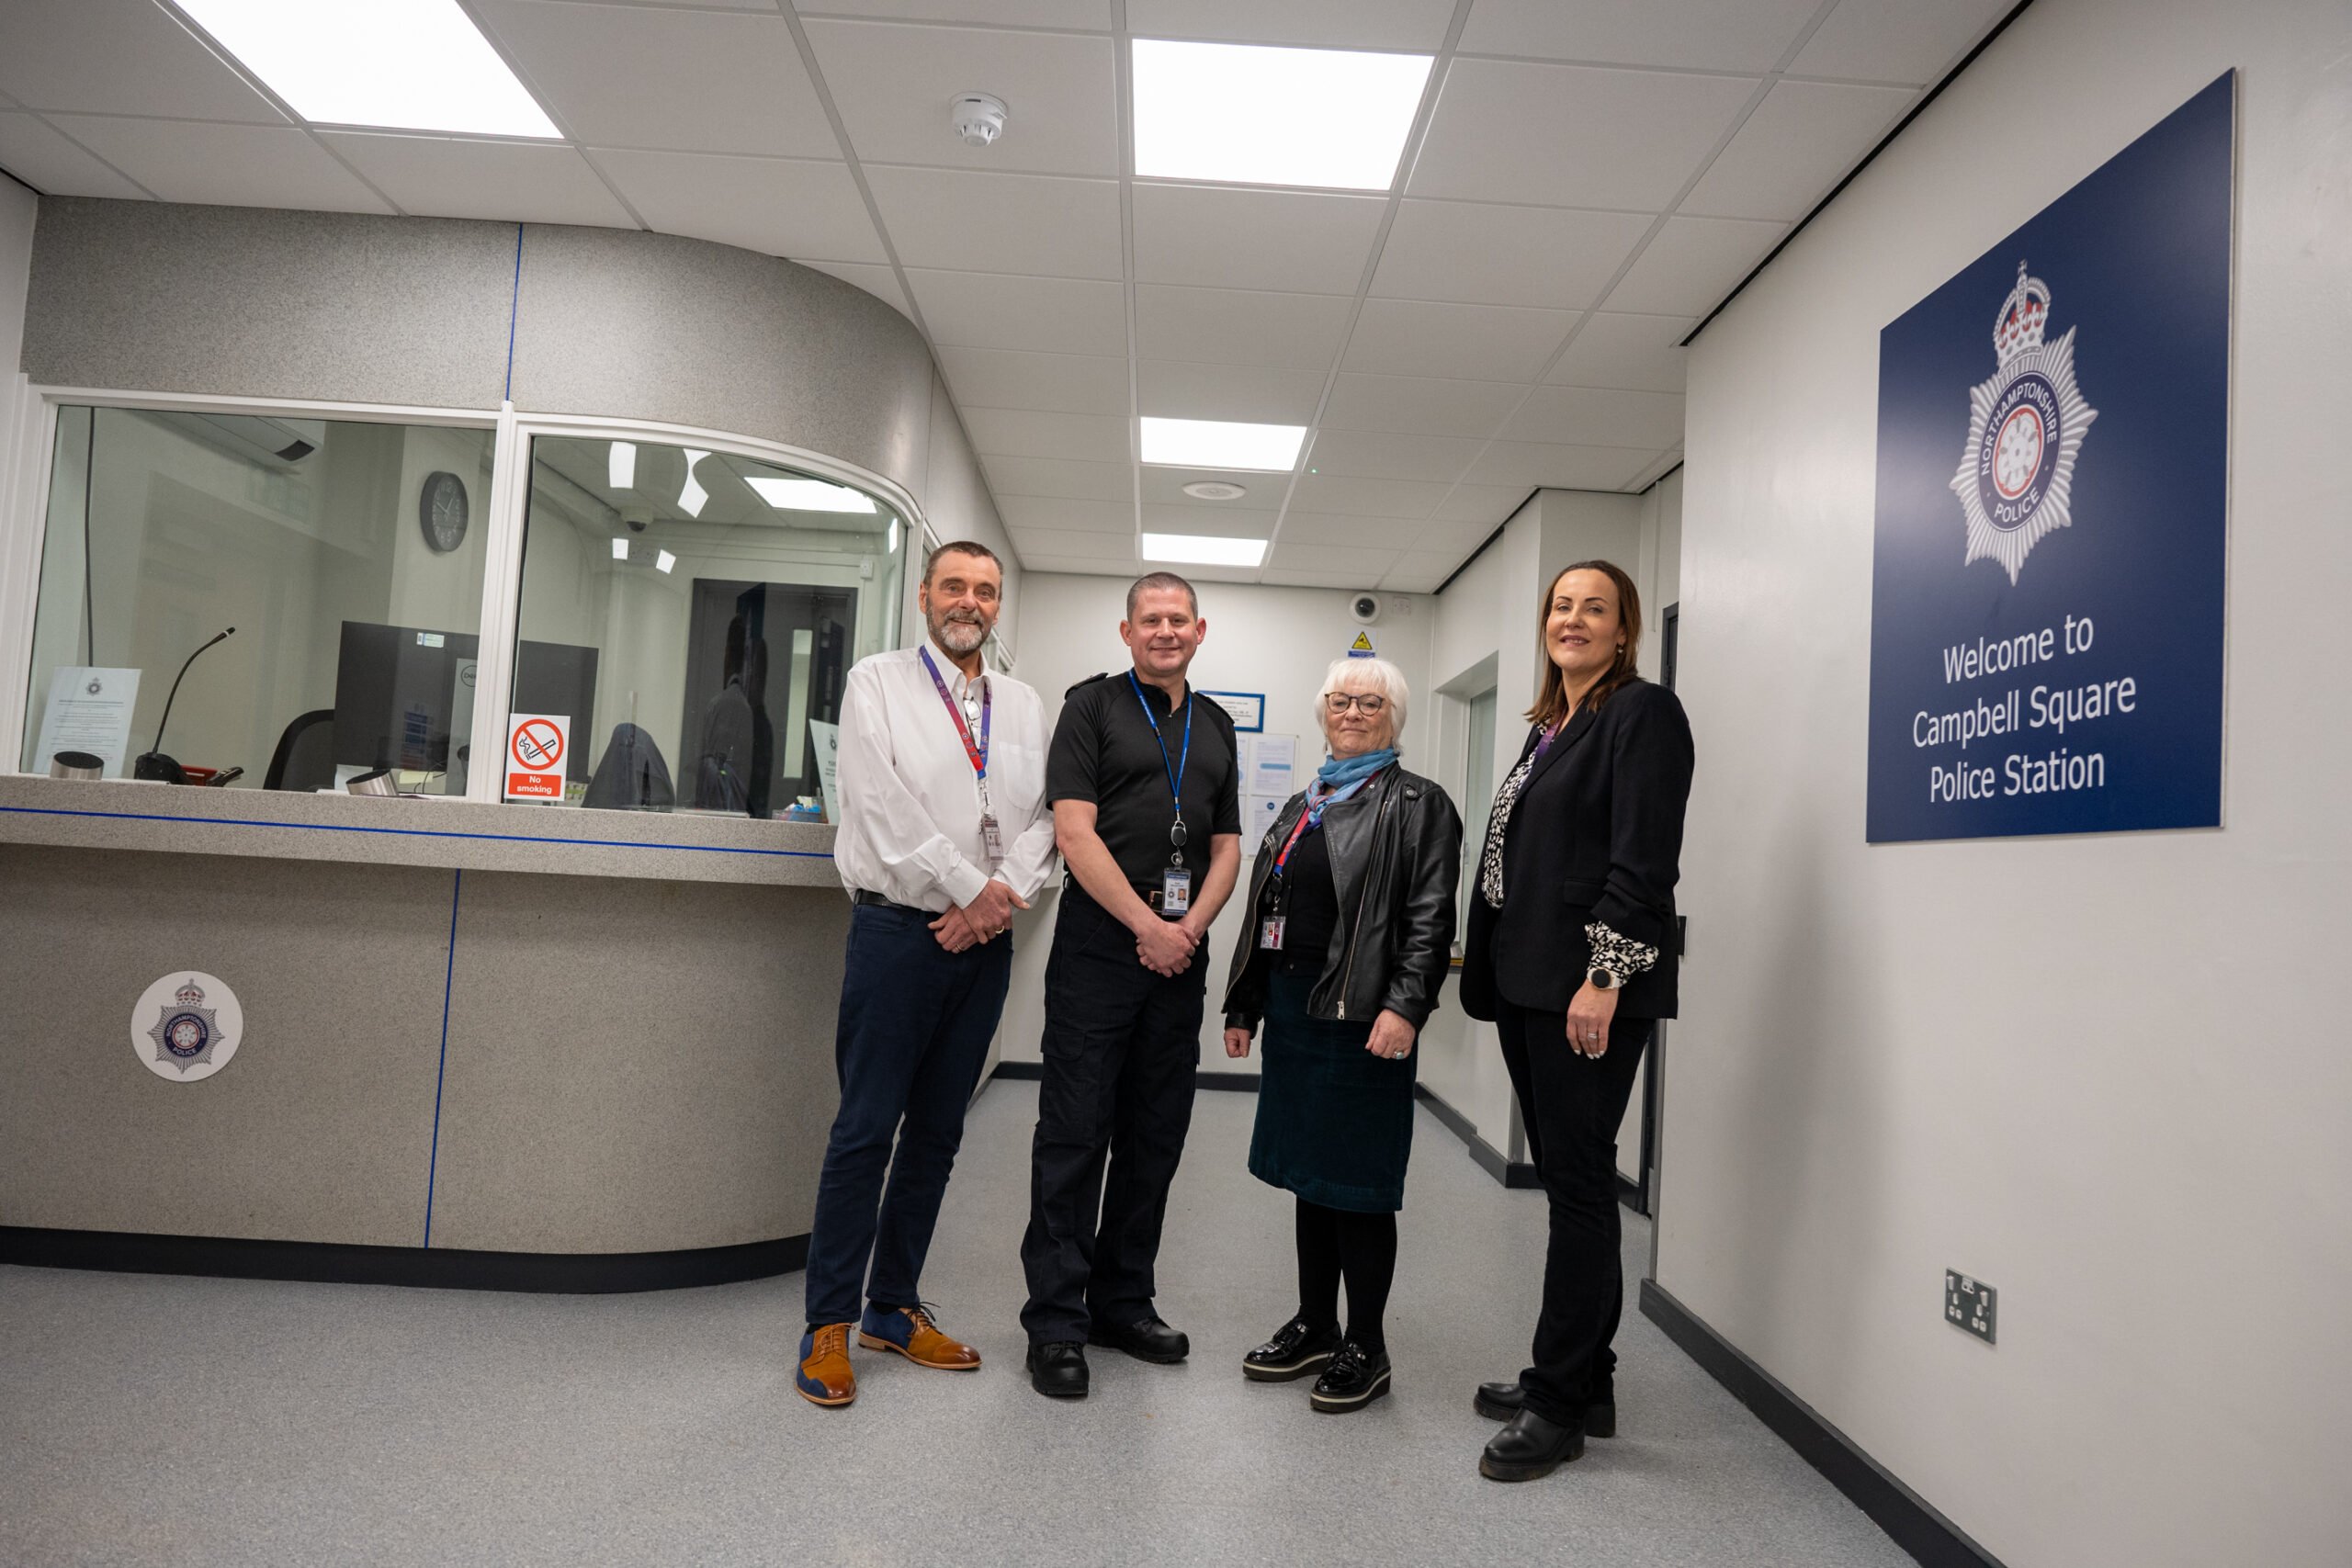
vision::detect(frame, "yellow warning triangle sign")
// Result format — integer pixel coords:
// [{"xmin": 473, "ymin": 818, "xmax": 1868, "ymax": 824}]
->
[{"xmin": 1347, "ymin": 630, "xmax": 1375, "ymax": 656}]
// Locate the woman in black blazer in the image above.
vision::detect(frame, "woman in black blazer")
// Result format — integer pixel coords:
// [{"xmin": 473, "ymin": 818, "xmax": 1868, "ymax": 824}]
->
[{"xmin": 1459, "ymin": 558, "xmax": 1693, "ymax": 1483}]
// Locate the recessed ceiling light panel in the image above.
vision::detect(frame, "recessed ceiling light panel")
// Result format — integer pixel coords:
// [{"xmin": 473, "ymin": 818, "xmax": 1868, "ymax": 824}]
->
[
  {"xmin": 177, "ymin": 0, "xmax": 562, "ymax": 139},
  {"xmin": 1132, "ymin": 39, "xmax": 1431, "ymax": 191},
  {"xmin": 1142, "ymin": 533, "xmax": 1267, "ymax": 568},
  {"xmin": 1141, "ymin": 417, "xmax": 1306, "ymax": 472},
  {"xmin": 745, "ymin": 475, "xmax": 879, "ymax": 513}
]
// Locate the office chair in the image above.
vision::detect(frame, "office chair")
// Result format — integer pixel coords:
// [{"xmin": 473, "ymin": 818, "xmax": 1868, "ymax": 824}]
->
[
  {"xmin": 263, "ymin": 709, "xmax": 337, "ymax": 791},
  {"xmin": 583, "ymin": 722, "xmax": 675, "ymax": 811}
]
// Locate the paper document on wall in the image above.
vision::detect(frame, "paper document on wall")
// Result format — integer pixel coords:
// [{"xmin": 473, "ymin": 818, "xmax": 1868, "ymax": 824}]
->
[
  {"xmin": 1243, "ymin": 793, "xmax": 1288, "ymax": 852},
  {"xmin": 32, "ymin": 667, "xmax": 141, "ymax": 776},
  {"xmin": 809, "ymin": 718, "xmax": 842, "ymax": 825},
  {"xmin": 1249, "ymin": 732, "xmax": 1297, "ymax": 798}
]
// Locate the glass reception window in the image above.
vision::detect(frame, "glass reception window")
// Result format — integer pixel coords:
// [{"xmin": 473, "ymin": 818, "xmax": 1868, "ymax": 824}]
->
[
  {"xmin": 510, "ymin": 436, "xmax": 908, "ymax": 818},
  {"xmin": 19, "ymin": 406, "xmax": 495, "ymax": 794}
]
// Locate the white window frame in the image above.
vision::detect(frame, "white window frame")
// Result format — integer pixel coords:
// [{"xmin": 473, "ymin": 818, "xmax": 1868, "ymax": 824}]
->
[{"xmin": 0, "ymin": 387, "xmax": 927, "ymax": 803}]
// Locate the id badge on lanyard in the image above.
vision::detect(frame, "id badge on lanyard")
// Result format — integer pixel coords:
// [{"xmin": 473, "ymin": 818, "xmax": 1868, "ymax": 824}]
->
[
  {"xmin": 1130, "ymin": 671, "xmax": 1195, "ymax": 919},
  {"xmin": 923, "ymin": 648, "xmax": 1001, "ymax": 873}
]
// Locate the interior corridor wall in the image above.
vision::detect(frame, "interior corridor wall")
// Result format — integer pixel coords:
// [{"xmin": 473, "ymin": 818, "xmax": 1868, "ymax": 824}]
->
[
  {"xmin": 1663, "ymin": 3, "xmax": 2350, "ymax": 1564},
  {"xmin": 0, "ymin": 178, "xmax": 33, "ymax": 628},
  {"xmin": 990, "ymin": 571, "xmax": 1433, "ymax": 1081}
]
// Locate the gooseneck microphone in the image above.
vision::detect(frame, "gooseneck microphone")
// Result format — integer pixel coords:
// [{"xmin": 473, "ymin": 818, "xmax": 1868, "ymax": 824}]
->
[{"xmin": 134, "ymin": 626, "xmax": 235, "ymax": 784}]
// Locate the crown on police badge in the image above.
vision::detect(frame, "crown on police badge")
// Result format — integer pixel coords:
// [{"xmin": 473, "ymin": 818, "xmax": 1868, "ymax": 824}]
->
[
  {"xmin": 1992, "ymin": 262, "xmax": 2050, "ymax": 366},
  {"xmin": 176, "ymin": 979, "xmax": 207, "ymax": 1008}
]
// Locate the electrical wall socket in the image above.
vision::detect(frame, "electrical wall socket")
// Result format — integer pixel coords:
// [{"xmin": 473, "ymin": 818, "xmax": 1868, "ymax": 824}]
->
[{"xmin": 1945, "ymin": 1270, "xmax": 1996, "ymax": 1343}]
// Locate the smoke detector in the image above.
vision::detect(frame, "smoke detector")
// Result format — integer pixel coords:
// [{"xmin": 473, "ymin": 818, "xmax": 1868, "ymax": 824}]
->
[
  {"xmin": 950, "ymin": 93, "xmax": 1008, "ymax": 148},
  {"xmin": 1182, "ymin": 480, "xmax": 1248, "ymax": 502}
]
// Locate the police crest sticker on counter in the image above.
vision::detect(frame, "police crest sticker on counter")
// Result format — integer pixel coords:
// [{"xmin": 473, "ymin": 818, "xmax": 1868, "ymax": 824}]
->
[{"xmin": 132, "ymin": 972, "xmax": 243, "ymax": 1081}]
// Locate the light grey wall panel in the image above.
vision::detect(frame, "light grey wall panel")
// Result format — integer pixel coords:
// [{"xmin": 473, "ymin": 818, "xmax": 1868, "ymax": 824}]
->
[
  {"xmin": 507, "ymin": 225, "xmax": 935, "ymax": 499},
  {"xmin": 19, "ymin": 198, "xmax": 514, "ymax": 408},
  {"xmin": 426, "ymin": 870, "xmax": 846, "ymax": 1255},
  {"xmin": 0, "ymin": 844, "xmax": 453, "ymax": 1247}
]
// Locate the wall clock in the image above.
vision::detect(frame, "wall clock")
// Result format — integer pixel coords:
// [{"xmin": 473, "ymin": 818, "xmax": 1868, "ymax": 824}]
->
[{"xmin": 419, "ymin": 470, "xmax": 469, "ymax": 554}]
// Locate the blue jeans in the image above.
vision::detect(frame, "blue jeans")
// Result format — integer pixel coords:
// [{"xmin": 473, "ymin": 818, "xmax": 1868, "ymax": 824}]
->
[{"xmin": 804, "ymin": 903, "xmax": 1013, "ymax": 1326}]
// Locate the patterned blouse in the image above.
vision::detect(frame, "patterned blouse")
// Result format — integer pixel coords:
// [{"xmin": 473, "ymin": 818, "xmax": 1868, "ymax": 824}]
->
[{"xmin": 1476, "ymin": 719, "xmax": 1660, "ymax": 982}]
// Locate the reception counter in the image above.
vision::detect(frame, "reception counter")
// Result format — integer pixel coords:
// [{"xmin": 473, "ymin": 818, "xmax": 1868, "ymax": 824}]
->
[{"xmin": 0, "ymin": 775, "xmax": 849, "ymax": 1291}]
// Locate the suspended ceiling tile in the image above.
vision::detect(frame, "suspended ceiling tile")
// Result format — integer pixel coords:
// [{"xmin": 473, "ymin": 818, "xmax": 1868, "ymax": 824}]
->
[
  {"xmin": 982, "ymin": 452, "xmax": 1135, "ymax": 502},
  {"xmin": 1137, "ymin": 504, "xmax": 1276, "ymax": 540},
  {"xmin": 1135, "ymin": 360, "xmax": 1324, "ymax": 424},
  {"xmin": 1138, "ymin": 468, "xmax": 1282, "ymax": 511},
  {"xmin": 1342, "ymin": 298, "xmax": 1575, "ymax": 383},
  {"xmin": 799, "ymin": 0, "xmax": 1110, "ymax": 26},
  {"xmin": 1545, "ymin": 311, "xmax": 1693, "ymax": 392},
  {"xmin": 1433, "ymin": 482, "xmax": 1534, "ymax": 524},
  {"xmin": 1287, "ymin": 472, "xmax": 1450, "ymax": 520},
  {"xmin": 479, "ymin": 1, "xmax": 837, "ymax": 157},
  {"xmin": 1319, "ymin": 372, "xmax": 1524, "ymax": 439},
  {"xmin": 908, "ymin": 269, "xmax": 1128, "ymax": 355},
  {"xmin": 51, "ymin": 117, "xmax": 390, "ymax": 213},
  {"xmin": 1409, "ymin": 60, "xmax": 1755, "ymax": 211},
  {"xmin": 938, "ymin": 345, "xmax": 1128, "ymax": 416},
  {"xmin": 795, "ymin": 259, "xmax": 911, "ymax": 316},
  {"xmin": 1279, "ymin": 513, "xmax": 1432, "ymax": 551},
  {"xmin": 1370, "ymin": 200, "xmax": 1650, "ymax": 310},
  {"xmin": 1458, "ymin": 0, "xmax": 1823, "ymax": 73},
  {"xmin": 1414, "ymin": 516, "xmax": 1509, "ymax": 553},
  {"xmin": 1604, "ymin": 214, "xmax": 1787, "ymax": 316},
  {"xmin": 1008, "ymin": 525, "xmax": 1136, "ymax": 562},
  {"xmin": 0, "ymin": 112, "xmax": 149, "ymax": 198},
  {"xmin": 1265, "ymin": 540, "xmax": 1403, "ymax": 578},
  {"xmin": 1305, "ymin": 428, "xmax": 1484, "ymax": 484},
  {"xmin": 1131, "ymin": 183, "xmax": 1386, "ymax": 296},
  {"xmin": 591, "ymin": 149, "xmax": 883, "ymax": 260},
  {"xmin": 865, "ymin": 166, "xmax": 1122, "ymax": 279},
  {"xmin": 322, "ymin": 133, "xmax": 635, "ymax": 227},
  {"xmin": 998, "ymin": 495, "xmax": 1134, "ymax": 534},
  {"xmin": 0, "ymin": 0, "xmax": 285, "ymax": 123},
  {"xmin": 1127, "ymin": 0, "xmax": 1455, "ymax": 51},
  {"xmin": 801, "ymin": 19, "xmax": 1117, "ymax": 177},
  {"xmin": 1022, "ymin": 557, "xmax": 1134, "ymax": 577},
  {"xmin": 1464, "ymin": 440, "xmax": 1657, "ymax": 491},
  {"xmin": 1134, "ymin": 285, "xmax": 1354, "ymax": 371},
  {"xmin": 1383, "ymin": 549, "xmax": 1468, "ymax": 591},
  {"xmin": 962, "ymin": 405, "xmax": 1130, "ymax": 464},
  {"xmin": 1790, "ymin": 0, "xmax": 2017, "ymax": 85},
  {"xmin": 1497, "ymin": 386, "xmax": 1686, "ymax": 449},
  {"xmin": 1679, "ymin": 79, "xmax": 1916, "ymax": 221}
]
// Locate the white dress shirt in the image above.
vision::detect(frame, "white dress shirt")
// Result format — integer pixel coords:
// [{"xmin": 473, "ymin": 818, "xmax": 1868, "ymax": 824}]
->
[{"xmin": 832, "ymin": 644, "xmax": 1057, "ymax": 912}]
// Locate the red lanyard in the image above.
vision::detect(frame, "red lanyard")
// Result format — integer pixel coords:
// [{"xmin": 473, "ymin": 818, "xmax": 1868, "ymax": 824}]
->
[
  {"xmin": 1271, "ymin": 776, "xmax": 1371, "ymax": 875},
  {"xmin": 918, "ymin": 647, "xmax": 989, "ymax": 782}
]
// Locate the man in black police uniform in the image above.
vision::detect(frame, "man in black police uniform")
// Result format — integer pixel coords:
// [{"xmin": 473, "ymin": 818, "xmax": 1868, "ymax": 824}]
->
[{"xmin": 1022, "ymin": 571, "xmax": 1243, "ymax": 1399}]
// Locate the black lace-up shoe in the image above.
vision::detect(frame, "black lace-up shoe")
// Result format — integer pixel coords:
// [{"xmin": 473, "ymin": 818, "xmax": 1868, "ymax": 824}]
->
[
  {"xmin": 1242, "ymin": 1315, "xmax": 1342, "ymax": 1382},
  {"xmin": 1026, "ymin": 1340, "xmax": 1089, "ymax": 1399},
  {"xmin": 1475, "ymin": 1379, "xmax": 1614, "ymax": 1437},
  {"xmin": 1087, "ymin": 1314, "xmax": 1189, "ymax": 1364},
  {"xmin": 1308, "ymin": 1338, "xmax": 1392, "ymax": 1413},
  {"xmin": 1479, "ymin": 1407, "xmax": 1584, "ymax": 1481}
]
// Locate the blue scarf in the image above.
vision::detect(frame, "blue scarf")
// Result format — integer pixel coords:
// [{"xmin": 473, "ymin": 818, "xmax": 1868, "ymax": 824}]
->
[{"xmin": 1315, "ymin": 747, "xmax": 1397, "ymax": 793}]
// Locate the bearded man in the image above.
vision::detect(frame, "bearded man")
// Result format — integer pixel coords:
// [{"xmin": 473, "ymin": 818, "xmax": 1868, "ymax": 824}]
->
[{"xmin": 796, "ymin": 540, "xmax": 1057, "ymax": 1408}]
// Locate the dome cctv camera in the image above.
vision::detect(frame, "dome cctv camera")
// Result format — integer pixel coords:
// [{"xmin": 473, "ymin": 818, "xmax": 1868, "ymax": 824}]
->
[
  {"xmin": 622, "ymin": 506, "xmax": 653, "ymax": 534},
  {"xmin": 951, "ymin": 93, "xmax": 1008, "ymax": 148},
  {"xmin": 1349, "ymin": 593, "xmax": 1382, "ymax": 626}
]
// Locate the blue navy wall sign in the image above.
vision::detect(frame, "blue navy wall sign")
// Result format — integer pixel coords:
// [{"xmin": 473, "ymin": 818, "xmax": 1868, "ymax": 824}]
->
[
  {"xmin": 132, "ymin": 972, "xmax": 243, "ymax": 1082},
  {"xmin": 1867, "ymin": 73, "xmax": 2233, "ymax": 843}
]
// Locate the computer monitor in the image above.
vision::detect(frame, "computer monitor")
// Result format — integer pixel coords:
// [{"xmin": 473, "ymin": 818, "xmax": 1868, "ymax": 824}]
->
[{"xmin": 333, "ymin": 623, "xmax": 600, "ymax": 785}]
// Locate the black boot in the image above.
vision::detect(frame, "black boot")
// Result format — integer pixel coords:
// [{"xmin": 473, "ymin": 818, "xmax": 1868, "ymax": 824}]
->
[
  {"xmin": 1475, "ymin": 1379, "xmax": 1614, "ymax": 1438},
  {"xmin": 1087, "ymin": 1314, "xmax": 1189, "ymax": 1364},
  {"xmin": 1026, "ymin": 1340, "xmax": 1090, "ymax": 1399},
  {"xmin": 1479, "ymin": 1407, "xmax": 1584, "ymax": 1482},
  {"xmin": 1242, "ymin": 1314, "xmax": 1342, "ymax": 1382},
  {"xmin": 1308, "ymin": 1338, "xmax": 1391, "ymax": 1413}
]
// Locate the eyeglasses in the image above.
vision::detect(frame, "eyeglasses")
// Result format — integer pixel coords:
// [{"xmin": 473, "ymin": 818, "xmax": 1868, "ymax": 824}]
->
[{"xmin": 1323, "ymin": 693, "xmax": 1388, "ymax": 715}]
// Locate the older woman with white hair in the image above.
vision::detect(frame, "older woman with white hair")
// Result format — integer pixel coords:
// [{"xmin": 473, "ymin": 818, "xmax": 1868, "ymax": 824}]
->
[{"xmin": 1220, "ymin": 656, "xmax": 1461, "ymax": 1413}]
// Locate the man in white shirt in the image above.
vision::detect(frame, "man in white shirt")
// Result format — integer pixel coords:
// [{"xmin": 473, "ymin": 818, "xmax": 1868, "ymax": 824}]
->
[{"xmin": 796, "ymin": 540, "xmax": 1056, "ymax": 1409}]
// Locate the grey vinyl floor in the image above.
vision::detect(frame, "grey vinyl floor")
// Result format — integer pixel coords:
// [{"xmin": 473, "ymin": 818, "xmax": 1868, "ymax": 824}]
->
[{"xmin": 2, "ymin": 1078, "xmax": 1912, "ymax": 1568}]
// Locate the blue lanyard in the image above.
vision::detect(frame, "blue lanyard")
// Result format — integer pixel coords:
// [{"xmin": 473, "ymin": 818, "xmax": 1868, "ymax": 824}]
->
[{"xmin": 1126, "ymin": 670, "xmax": 1193, "ymax": 817}]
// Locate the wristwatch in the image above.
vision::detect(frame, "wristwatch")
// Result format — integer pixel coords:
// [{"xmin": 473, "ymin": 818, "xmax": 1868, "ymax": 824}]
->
[{"xmin": 1586, "ymin": 966, "xmax": 1623, "ymax": 991}]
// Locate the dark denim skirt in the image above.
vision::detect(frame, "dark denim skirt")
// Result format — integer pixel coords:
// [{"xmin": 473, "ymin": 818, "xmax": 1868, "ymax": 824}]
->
[{"xmin": 1247, "ymin": 967, "xmax": 1418, "ymax": 1213}]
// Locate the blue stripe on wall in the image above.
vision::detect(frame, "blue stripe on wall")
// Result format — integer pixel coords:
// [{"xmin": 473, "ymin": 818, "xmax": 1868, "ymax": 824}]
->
[{"xmin": 0, "ymin": 806, "xmax": 832, "ymax": 860}]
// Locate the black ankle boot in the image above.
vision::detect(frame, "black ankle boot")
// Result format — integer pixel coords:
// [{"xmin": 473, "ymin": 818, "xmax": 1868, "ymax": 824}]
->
[
  {"xmin": 1479, "ymin": 1407, "xmax": 1584, "ymax": 1481},
  {"xmin": 1475, "ymin": 1379, "xmax": 1614, "ymax": 1437}
]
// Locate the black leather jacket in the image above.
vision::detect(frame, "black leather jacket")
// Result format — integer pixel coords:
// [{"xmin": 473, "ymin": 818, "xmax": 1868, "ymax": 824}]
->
[{"xmin": 1221, "ymin": 762, "xmax": 1462, "ymax": 1033}]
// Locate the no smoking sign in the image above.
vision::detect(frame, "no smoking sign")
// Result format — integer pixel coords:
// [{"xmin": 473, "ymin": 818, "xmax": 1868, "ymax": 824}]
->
[{"xmin": 504, "ymin": 712, "xmax": 571, "ymax": 801}]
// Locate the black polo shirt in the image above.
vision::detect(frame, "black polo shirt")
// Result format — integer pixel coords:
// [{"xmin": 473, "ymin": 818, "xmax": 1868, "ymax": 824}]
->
[{"xmin": 1046, "ymin": 671, "xmax": 1242, "ymax": 889}]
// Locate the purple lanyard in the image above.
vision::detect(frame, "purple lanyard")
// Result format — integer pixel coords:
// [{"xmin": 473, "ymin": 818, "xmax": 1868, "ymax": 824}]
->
[{"xmin": 918, "ymin": 647, "xmax": 989, "ymax": 783}]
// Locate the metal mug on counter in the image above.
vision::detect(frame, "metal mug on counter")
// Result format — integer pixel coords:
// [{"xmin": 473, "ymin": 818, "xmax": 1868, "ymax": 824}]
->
[
  {"xmin": 49, "ymin": 750, "xmax": 105, "ymax": 780},
  {"xmin": 345, "ymin": 767, "xmax": 401, "ymax": 796}
]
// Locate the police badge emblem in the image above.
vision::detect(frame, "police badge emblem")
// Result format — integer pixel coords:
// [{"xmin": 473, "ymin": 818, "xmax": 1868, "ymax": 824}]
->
[
  {"xmin": 1950, "ymin": 262, "xmax": 2098, "ymax": 583},
  {"xmin": 130, "ymin": 972, "xmax": 243, "ymax": 1080}
]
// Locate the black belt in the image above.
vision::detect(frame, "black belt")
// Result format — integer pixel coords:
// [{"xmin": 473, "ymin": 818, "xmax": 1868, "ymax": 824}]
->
[
  {"xmin": 851, "ymin": 888, "xmax": 928, "ymax": 914},
  {"xmin": 1064, "ymin": 873, "xmax": 1184, "ymax": 917}
]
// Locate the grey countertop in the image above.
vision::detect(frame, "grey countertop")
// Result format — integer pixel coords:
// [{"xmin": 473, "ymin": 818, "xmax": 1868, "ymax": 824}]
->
[{"xmin": 0, "ymin": 774, "xmax": 842, "ymax": 886}]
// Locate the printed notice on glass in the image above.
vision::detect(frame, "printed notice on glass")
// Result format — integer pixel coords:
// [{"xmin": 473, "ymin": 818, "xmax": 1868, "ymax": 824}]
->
[
  {"xmin": 1248, "ymin": 733, "xmax": 1297, "ymax": 799},
  {"xmin": 33, "ymin": 667, "xmax": 141, "ymax": 777},
  {"xmin": 809, "ymin": 718, "xmax": 842, "ymax": 825},
  {"xmin": 504, "ymin": 712, "xmax": 570, "ymax": 801}
]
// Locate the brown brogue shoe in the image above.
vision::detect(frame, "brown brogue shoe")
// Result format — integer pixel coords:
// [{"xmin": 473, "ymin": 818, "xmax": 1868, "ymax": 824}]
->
[
  {"xmin": 797, "ymin": 1323, "xmax": 856, "ymax": 1407},
  {"xmin": 859, "ymin": 1304, "xmax": 981, "ymax": 1371}
]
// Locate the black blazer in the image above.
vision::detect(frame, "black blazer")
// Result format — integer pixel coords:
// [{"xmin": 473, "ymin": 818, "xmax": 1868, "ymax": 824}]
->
[{"xmin": 1460, "ymin": 678, "xmax": 1693, "ymax": 1021}]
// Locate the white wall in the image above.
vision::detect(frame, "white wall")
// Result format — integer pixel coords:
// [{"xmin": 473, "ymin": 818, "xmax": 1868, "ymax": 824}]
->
[
  {"xmin": 1664, "ymin": 3, "xmax": 2351, "ymax": 1564},
  {"xmin": 993, "ymin": 571, "xmax": 1434, "ymax": 1076},
  {"xmin": 0, "ymin": 176, "xmax": 36, "ymax": 679},
  {"xmin": 912, "ymin": 373, "xmax": 1020, "ymax": 658}
]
